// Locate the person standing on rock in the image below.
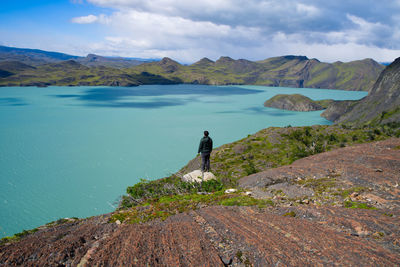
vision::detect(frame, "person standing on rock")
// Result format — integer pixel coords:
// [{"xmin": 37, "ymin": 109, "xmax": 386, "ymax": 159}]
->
[{"xmin": 198, "ymin": 130, "xmax": 213, "ymax": 172}]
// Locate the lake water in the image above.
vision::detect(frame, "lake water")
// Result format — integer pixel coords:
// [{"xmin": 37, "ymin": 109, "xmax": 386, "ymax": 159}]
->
[{"xmin": 0, "ymin": 85, "xmax": 367, "ymax": 237}]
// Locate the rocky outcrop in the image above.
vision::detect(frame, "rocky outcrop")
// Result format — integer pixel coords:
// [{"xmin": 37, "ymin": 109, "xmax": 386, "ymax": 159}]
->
[
  {"xmin": 1, "ymin": 138, "xmax": 400, "ymax": 266},
  {"xmin": 264, "ymin": 94, "xmax": 324, "ymax": 111},
  {"xmin": 182, "ymin": 170, "xmax": 216, "ymax": 183},
  {"xmin": 321, "ymin": 100, "xmax": 359, "ymax": 121},
  {"xmin": 325, "ymin": 57, "xmax": 400, "ymax": 125}
]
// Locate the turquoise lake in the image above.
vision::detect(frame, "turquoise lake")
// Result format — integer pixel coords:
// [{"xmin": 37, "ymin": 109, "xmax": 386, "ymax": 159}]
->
[{"xmin": 0, "ymin": 85, "xmax": 367, "ymax": 237}]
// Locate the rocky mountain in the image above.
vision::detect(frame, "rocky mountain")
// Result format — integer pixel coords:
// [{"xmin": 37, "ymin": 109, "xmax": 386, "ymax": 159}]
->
[
  {"xmin": 264, "ymin": 94, "xmax": 325, "ymax": 111},
  {"xmin": 322, "ymin": 57, "xmax": 400, "ymax": 126},
  {"xmin": 0, "ymin": 45, "xmax": 385, "ymax": 90}
]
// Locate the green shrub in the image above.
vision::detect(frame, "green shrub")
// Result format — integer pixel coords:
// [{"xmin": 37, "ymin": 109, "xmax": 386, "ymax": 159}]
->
[
  {"xmin": 329, "ymin": 134, "xmax": 337, "ymax": 142},
  {"xmin": 244, "ymin": 161, "xmax": 258, "ymax": 175},
  {"xmin": 123, "ymin": 176, "xmax": 224, "ymax": 208},
  {"xmin": 199, "ymin": 179, "xmax": 224, "ymax": 192}
]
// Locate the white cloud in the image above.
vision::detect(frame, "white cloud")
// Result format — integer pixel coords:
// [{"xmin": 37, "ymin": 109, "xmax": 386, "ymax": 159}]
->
[
  {"xmin": 66, "ymin": 0, "xmax": 400, "ymax": 63},
  {"xmin": 71, "ymin": 14, "xmax": 99, "ymax": 24},
  {"xmin": 285, "ymin": 42, "xmax": 400, "ymax": 63},
  {"xmin": 296, "ymin": 3, "xmax": 320, "ymax": 17},
  {"xmin": 71, "ymin": 14, "xmax": 110, "ymax": 24}
]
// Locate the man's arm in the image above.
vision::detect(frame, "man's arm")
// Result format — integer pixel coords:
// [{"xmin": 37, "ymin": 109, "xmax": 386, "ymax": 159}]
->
[{"xmin": 198, "ymin": 139, "xmax": 203, "ymax": 153}]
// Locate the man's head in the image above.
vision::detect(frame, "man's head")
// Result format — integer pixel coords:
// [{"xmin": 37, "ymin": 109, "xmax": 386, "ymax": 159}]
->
[{"xmin": 204, "ymin": 130, "xmax": 209, "ymax": 137}]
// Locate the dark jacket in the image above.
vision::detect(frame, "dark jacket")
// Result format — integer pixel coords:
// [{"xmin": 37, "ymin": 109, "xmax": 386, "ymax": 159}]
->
[{"xmin": 198, "ymin": 136, "xmax": 213, "ymax": 154}]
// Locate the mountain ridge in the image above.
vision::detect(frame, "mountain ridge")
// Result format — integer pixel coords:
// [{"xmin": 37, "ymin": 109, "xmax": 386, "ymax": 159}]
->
[{"xmin": 0, "ymin": 45, "xmax": 385, "ymax": 90}]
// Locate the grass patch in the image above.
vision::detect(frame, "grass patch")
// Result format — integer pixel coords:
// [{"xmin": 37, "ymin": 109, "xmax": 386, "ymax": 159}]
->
[
  {"xmin": 296, "ymin": 177, "xmax": 337, "ymax": 195},
  {"xmin": 110, "ymin": 191, "xmax": 274, "ymax": 224},
  {"xmin": 333, "ymin": 186, "xmax": 368, "ymax": 198},
  {"xmin": 220, "ymin": 196, "xmax": 274, "ymax": 208},
  {"xmin": 343, "ymin": 201, "xmax": 376, "ymax": 209}
]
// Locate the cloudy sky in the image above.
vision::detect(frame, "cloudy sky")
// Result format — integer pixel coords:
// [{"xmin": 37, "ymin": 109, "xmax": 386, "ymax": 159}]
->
[{"xmin": 1, "ymin": 0, "xmax": 400, "ymax": 63}]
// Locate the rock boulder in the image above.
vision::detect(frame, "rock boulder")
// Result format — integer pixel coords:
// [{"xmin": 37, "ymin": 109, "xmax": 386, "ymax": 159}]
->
[{"xmin": 182, "ymin": 170, "xmax": 216, "ymax": 183}]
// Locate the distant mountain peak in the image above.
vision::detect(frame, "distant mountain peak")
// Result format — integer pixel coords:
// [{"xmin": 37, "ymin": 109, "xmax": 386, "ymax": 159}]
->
[
  {"xmin": 192, "ymin": 57, "xmax": 214, "ymax": 66},
  {"xmin": 157, "ymin": 57, "xmax": 180, "ymax": 73},
  {"xmin": 216, "ymin": 56, "xmax": 234, "ymax": 64},
  {"xmin": 158, "ymin": 57, "xmax": 179, "ymax": 65}
]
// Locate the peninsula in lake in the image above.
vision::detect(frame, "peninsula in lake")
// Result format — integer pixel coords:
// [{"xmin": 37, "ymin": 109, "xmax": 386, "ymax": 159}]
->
[
  {"xmin": 0, "ymin": 45, "xmax": 384, "ymax": 91},
  {"xmin": 263, "ymin": 94, "xmax": 331, "ymax": 111}
]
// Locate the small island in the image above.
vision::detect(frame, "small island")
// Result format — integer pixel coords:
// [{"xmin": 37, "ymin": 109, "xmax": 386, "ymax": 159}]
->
[{"xmin": 264, "ymin": 94, "xmax": 333, "ymax": 111}]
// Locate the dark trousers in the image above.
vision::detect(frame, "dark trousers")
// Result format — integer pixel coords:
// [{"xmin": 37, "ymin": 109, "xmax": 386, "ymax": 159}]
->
[{"xmin": 201, "ymin": 152, "xmax": 211, "ymax": 172}]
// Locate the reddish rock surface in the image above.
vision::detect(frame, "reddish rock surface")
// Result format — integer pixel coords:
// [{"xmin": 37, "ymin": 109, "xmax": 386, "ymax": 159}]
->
[
  {"xmin": 239, "ymin": 138, "xmax": 400, "ymax": 211},
  {"xmin": 1, "ymin": 138, "xmax": 399, "ymax": 266}
]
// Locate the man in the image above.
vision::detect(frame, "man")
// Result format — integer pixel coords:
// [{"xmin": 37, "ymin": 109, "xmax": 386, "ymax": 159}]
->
[{"xmin": 198, "ymin": 130, "xmax": 213, "ymax": 172}]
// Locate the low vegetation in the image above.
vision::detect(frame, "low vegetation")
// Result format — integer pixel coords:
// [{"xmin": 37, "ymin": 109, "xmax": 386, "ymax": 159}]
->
[
  {"xmin": 343, "ymin": 201, "xmax": 377, "ymax": 210},
  {"xmin": 0, "ymin": 229, "xmax": 39, "ymax": 246}
]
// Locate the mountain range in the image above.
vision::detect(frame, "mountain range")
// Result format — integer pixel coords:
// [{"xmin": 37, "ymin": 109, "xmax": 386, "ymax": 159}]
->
[{"xmin": 0, "ymin": 46, "xmax": 385, "ymax": 91}]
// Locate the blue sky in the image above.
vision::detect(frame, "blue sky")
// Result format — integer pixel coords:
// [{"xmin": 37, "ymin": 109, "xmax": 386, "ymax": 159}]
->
[{"xmin": 1, "ymin": 0, "xmax": 400, "ymax": 63}]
